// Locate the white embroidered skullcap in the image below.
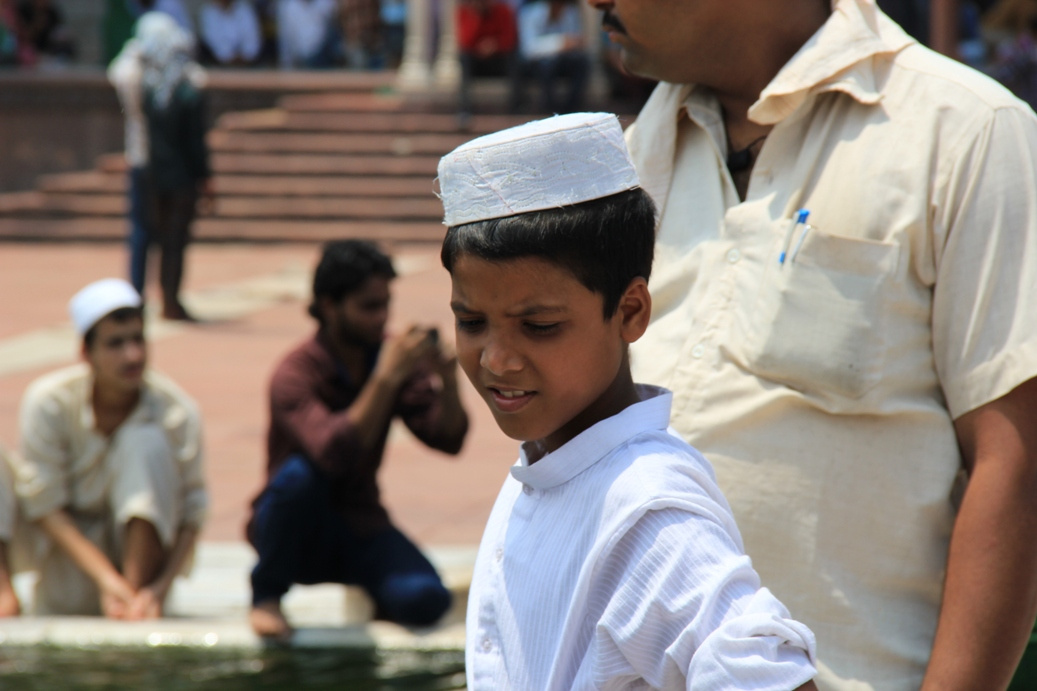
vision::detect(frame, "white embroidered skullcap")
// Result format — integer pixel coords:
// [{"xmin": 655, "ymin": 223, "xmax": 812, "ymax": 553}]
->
[
  {"xmin": 68, "ymin": 278, "xmax": 142, "ymax": 336},
  {"xmin": 438, "ymin": 112, "xmax": 640, "ymax": 226}
]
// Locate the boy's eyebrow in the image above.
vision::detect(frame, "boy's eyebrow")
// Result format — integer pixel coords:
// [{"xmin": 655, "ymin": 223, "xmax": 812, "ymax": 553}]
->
[{"xmin": 449, "ymin": 301, "xmax": 567, "ymax": 317}]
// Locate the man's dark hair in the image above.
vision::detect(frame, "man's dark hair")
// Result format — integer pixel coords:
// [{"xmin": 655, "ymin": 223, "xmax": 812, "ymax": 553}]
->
[
  {"xmin": 440, "ymin": 188, "xmax": 656, "ymax": 319},
  {"xmin": 308, "ymin": 240, "xmax": 397, "ymax": 322},
  {"xmin": 83, "ymin": 306, "xmax": 145, "ymax": 349}
]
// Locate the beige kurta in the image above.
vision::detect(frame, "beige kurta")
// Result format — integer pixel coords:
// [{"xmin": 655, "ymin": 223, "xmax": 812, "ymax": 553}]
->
[
  {"xmin": 10, "ymin": 364, "xmax": 207, "ymax": 614},
  {"xmin": 625, "ymin": 0, "xmax": 1037, "ymax": 688}
]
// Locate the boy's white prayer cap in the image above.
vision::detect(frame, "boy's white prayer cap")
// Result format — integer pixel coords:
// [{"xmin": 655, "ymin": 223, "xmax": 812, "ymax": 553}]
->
[
  {"xmin": 438, "ymin": 112, "xmax": 640, "ymax": 227},
  {"xmin": 69, "ymin": 278, "xmax": 142, "ymax": 336}
]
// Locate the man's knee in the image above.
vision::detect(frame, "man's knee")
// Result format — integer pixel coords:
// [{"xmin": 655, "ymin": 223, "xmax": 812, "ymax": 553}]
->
[
  {"xmin": 265, "ymin": 455, "xmax": 323, "ymax": 502},
  {"xmin": 107, "ymin": 424, "xmax": 180, "ymax": 546},
  {"xmin": 377, "ymin": 572, "xmax": 452, "ymax": 627}
]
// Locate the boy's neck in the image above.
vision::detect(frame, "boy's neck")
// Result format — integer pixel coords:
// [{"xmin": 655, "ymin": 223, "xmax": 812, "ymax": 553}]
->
[{"xmin": 533, "ymin": 363, "xmax": 641, "ymax": 462}]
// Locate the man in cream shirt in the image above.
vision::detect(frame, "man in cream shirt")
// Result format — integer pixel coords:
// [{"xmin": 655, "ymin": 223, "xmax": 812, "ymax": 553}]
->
[
  {"xmin": 10, "ymin": 278, "xmax": 206, "ymax": 618},
  {"xmin": 587, "ymin": 0, "xmax": 1037, "ymax": 688}
]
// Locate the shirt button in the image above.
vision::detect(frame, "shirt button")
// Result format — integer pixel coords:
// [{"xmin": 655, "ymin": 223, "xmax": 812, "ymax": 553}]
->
[
  {"xmin": 495, "ymin": 547, "xmax": 503, "ymax": 562},
  {"xmin": 691, "ymin": 344, "xmax": 705, "ymax": 358},
  {"xmin": 726, "ymin": 248, "xmax": 741, "ymax": 264},
  {"xmin": 523, "ymin": 485, "xmax": 534, "ymax": 495},
  {"xmin": 482, "ymin": 638, "xmax": 493, "ymax": 651}
]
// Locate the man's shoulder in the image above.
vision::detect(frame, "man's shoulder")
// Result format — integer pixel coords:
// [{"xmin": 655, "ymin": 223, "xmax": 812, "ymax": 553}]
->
[
  {"xmin": 274, "ymin": 332, "xmax": 328, "ymax": 369},
  {"xmin": 270, "ymin": 332, "xmax": 336, "ymax": 386},
  {"xmin": 23, "ymin": 364, "xmax": 90, "ymax": 408},
  {"xmin": 889, "ymin": 43, "xmax": 1029, "ymax": 114}
]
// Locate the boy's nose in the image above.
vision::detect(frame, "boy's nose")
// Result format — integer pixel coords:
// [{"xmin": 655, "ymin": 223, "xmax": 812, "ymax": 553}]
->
[{"xmin": 480, "ymin": 339, "xmax": 523, "ymax": 376}]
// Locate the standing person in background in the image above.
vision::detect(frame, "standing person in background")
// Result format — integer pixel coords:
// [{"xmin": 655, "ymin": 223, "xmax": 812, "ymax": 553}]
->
[
  {"xmin": 16, "ymin": 0, "xmax": 75, "ymax": 63},
  {"xmin": 456, "ymin": 0, "xmax": 520, "ymax": 125},
  {"xmin": 247, "ymin": 240, "xmax": 468, "ymax": 640},
  {"xmin": 339, "ymin": 0, "xmax": 382, "ymax": 69},
  {"xmin": 276, "ymin": 0, "xmax": 341, "ymax": 68},
  {"xmin": 108, "ymin": 0, "xmax": 157, "ymax": 299},
  {"xmin": 153, "ymin": 0, "xmax": 193, "ymax": 34},
  {"xmin": 517, "ymin": 0, "xmax": 589, "ymax": 114},
  {"xmin": 199, "ymin": 0, "xmax": 262, "ymax": 66},
  {"xmin": 380, "ymin": 0, "xmax": 405, "ymax": 67},
  {"xmin": 139, "ymin": 11, "xmax": 211, "ymax": 322},
  {"xmin": 587, "ymin": 0, "xmax": 1037, "ymax": 688}
]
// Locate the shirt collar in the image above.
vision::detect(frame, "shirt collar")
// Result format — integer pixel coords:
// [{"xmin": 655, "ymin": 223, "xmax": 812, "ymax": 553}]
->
[
  {"xmin": 749, "ymin": 0, "xmax": 914, "ymax": 124},
  {"xmin": 510, "ymin": 385, "xmax": 673, "ymax": 491},
  {"xmin": 77, "ymin": 367, "xmax": 157, "ymax": 434},
  {"xmin": 626, "ymin": 0, "xmax": 914, "ymax": 212}
]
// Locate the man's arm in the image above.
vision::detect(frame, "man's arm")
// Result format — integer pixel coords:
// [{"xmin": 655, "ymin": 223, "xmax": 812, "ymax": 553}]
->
[
  {"xmin": 922, "ymin": 376, "xmax": 1037, "ymax": 690},
  {"xmin": 274, "ymin": 327, "xmax": 439, "ymax": 475},
  {"xmin": 37, "ymin": 510, "xmax": 136, "ymax": 618},
  {"xmin": 0, "ymin": 541, "xmax": 19, "ymax": 617},
  {"xmin": 401, "ymin": 344, "xmax": 468, "ymax": 455},
  {"xmin": 127, "ymin": 524, "xmax": 199, "ymax": 619}
]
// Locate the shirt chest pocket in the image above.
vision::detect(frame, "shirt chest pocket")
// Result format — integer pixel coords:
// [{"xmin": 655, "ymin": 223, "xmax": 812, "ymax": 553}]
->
[{"xmin": 726, "ymin": 226, "xmax": 901, "ymax": 409}]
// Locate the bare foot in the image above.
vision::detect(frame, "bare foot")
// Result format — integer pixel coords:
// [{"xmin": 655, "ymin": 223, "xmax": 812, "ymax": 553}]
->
[
  {"xmin": 250, "ymin": 600, "xmax": 292, "ymax": 640},
  {"xmin": 0, "ymin": 584, "xmax": 20, "ymax": 617}
]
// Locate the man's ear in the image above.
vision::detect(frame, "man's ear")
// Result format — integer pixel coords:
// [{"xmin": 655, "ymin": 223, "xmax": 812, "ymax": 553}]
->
[{"xmin": 618, "ymin": 277, "xmax": 651, "ymax": 344}]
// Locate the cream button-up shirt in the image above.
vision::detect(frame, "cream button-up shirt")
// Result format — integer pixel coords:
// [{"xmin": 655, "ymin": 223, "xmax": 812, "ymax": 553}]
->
[{"xmin": 625, "ymin": 0, "xmax": 1037, "ymax": 689}]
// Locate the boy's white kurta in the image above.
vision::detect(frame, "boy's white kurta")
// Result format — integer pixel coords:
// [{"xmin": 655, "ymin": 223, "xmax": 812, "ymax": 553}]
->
[{"xmin": 466, "ymin": 386, "xmax": 817, "ymax": 690}]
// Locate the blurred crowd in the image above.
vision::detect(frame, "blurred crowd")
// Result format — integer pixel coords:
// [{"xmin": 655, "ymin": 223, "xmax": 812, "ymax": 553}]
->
[
  {"xmin": 5, "ymin": 0, "xmax": 1037, "ymax": 112},
  {"xmin": 0, "ymin": 0, "xmax": 408, "ymax": 70}
]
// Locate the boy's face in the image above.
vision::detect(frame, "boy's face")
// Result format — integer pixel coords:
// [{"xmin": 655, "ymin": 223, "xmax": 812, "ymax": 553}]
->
[
  {"xmin": 83, "ymin": 314, "xmax": 147, "ymax": 396},
  {"xmin": 322, "ymin": 275, "xmax": 392, "ymax": 350},
  {"xmin": 450, "ymin": 255, "xmax": 648, "ymax": 454}
]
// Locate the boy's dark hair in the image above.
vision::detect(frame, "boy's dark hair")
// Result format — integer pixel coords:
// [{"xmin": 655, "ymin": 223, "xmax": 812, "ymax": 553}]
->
[
  {"xmin": 308, "ymin": 240, "xmax": 397, "ymax": 322},
  {"xmin": 83, "ymin": 307, "xmax": 145, "ymax": 349},
  {"xmin": 440, "ymin": 188, "xmax": 656, "ymax": 319}
]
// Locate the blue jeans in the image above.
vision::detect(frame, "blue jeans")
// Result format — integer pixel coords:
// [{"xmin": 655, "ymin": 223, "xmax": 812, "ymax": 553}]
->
[
  {"xmin": 127, "ymin": 166, "xmax": 150, "ymax": 294},
  {"xmin": 248, "ymin": 455, "xmax": 451, "ymax": 626}
]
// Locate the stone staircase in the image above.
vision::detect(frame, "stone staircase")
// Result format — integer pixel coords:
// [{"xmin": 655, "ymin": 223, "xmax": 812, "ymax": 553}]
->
[{"xmin": 0, "ymin": 86, "xmax": 535, "ymax": 245}]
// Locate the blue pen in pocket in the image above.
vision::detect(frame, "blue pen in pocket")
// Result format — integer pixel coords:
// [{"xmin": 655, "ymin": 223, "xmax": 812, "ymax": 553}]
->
[{"xmin": 779, "ymin": 209, "xmax": 810, "ymax": 265}]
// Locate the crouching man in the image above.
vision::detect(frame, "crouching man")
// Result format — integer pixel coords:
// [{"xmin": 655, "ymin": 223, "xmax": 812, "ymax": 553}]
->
[{"xmin": 9, "ymin": 278, "xmax": 207, "ymax": 618}]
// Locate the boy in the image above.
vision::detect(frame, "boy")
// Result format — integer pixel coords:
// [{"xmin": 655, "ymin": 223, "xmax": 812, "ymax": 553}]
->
[{"xmin": 438, "ymin": 113, "xmax": 819, "ymax": 690}]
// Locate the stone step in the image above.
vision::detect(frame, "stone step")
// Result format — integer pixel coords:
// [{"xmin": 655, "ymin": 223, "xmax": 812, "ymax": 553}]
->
[
  {"xmin": 95, "ymin": 152, "xmax": 441, "ymax": 177},
  {"xmin": 208, "ymin": 130, "xmax": 475, "ymax": 156},
  {"xmin": 217, "ymin": 108, "xmax": 533, "ymax": 134},
  {"xmin": 13, "ymin": 192, "xmax": 442, "ymax": 221},
  {"xmin": 38, "ymin": 172, "xmax": 437, "ymax": 198},
  {"xmin": 0, "ymin": 217, "xmax": 446, "ymax": 243}
]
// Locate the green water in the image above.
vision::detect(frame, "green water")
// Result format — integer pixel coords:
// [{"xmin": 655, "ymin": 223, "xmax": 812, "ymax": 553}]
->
[{"xmin": 0, "ymin": 646, "xmax": 466, "ymax": 690}]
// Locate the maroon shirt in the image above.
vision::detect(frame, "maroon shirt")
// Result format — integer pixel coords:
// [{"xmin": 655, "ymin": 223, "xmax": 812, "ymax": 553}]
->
[{"xmin": 257, "ymin": 329, "xmax": 464, "ymax": 536}]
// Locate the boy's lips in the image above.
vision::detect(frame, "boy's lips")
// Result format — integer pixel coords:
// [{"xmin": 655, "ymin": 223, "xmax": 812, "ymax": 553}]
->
[{"xmin": 487, "ymin": 386, "xmax": 535, "ymax": 413}]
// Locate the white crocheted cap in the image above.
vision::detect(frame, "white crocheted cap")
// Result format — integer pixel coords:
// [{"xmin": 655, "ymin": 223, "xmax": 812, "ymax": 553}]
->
[
  {"xmin": 438, "ymin": 112, "xmax": 640, "ymax": 226},
  {"xmin": 68, "ymin": 278, "xmax": 142, "ymax": 336}
]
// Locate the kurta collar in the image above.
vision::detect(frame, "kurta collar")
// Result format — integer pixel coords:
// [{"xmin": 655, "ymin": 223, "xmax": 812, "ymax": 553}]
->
[
  {"xmin": 510, "ymin": 385, "xmax": 672, "ymax": 491},
  {"xmin": 77, "ymin": 364, "xmax": 159, "ymax": 435}
]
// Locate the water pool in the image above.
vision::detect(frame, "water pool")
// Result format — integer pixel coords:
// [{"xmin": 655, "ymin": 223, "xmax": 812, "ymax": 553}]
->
[{"xmin": 0, "ymin": 645, "xmax": 466, "ymax": 690}]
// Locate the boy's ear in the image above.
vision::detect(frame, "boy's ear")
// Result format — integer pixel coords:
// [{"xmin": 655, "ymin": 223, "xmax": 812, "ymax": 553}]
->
[{"xmin": 618, "ymin": 277, "xmax": 651, "ymax": 344}]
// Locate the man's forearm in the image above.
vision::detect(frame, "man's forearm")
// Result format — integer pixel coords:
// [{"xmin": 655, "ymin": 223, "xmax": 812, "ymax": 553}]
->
[
  {"xmin": 37, "ymin": 510, "xmax": 124, "ymax": 590},
  {"xmin": 924, "ymin": 380, "xmax": 1037, "ymax": 690},
  {"xmin": 149, "ymin": 524, "xmax": 199, "ymax": 600},
  {"xmin": 433, "ymin": 374, "xmax": 469, "ymax": 453},
  {"xmin": 923, "ymin": 465, "xmax": 1037, "ymax": 690}
]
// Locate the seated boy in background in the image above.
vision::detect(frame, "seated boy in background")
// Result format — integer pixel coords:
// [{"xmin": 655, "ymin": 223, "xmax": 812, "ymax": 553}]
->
[{"xmin": 437, "ymin": 112, "xmax": 820, "ymax": 690}]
